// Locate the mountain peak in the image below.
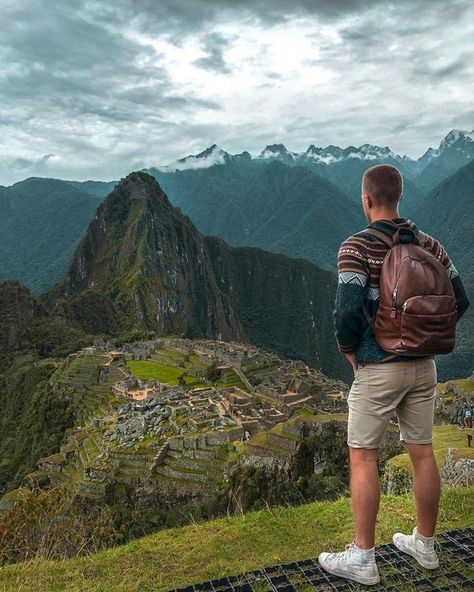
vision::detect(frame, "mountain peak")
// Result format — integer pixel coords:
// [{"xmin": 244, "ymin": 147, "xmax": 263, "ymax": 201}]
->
[
  {"xmin": 258, "ymin": 144, "xmax": 295, "ymax": 161},
  {"xmin": 168, "ymin": 144, "xmax": 231, "ymax": 170},
  {"xmin": 440, "ymin": 128, "xmax": 473, "ymax": 150},
  {"xmin": 182, "ymin": 144, "xmax": 225, "ymax": 159},
  {"xmin": 119, "ymin": 170, "xmax": 158, "ymax": 186},
  {"xmin": 418, "ymin": 128, "xmax": 474, "ymax": 170},
  {"xmin": 113, "ymin": 170, "xmax": 168, "ymax": 203}
]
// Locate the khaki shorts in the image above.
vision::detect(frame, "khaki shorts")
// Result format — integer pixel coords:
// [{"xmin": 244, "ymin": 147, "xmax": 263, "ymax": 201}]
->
[{"xmin": 347, "ymin": 357, "xmax": 437, "ymax": 449}]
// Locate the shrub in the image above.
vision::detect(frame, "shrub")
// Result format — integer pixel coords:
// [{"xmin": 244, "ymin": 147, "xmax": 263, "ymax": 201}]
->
[{"xmin": 0, "ymin": 487, "xmax": 120, "ymax": 566}]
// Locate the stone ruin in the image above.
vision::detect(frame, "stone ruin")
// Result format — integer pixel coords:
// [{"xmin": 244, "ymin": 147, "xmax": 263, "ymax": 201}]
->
[
  {"xmin": 441, "ymin": 448, "xmax": 474, "ymax": 487},
  {"xmin": 219, "ymin": 386, "xmax": 286, "ymax": 435}
]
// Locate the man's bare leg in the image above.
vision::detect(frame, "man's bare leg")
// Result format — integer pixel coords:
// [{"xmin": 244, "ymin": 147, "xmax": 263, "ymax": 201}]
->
[
  {"xmin": 349, "ymin": 447, "xmax": 380, "ymax": 549},
  {"xmin": 405, "ymin": 443, "xmax": 440, "ymax": 537}
]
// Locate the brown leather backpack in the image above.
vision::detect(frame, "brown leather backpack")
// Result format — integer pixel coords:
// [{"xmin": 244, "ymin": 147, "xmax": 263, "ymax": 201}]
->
[{"xmin": 364, "ymin": 227, "xmax": 457, "ymax": 355}]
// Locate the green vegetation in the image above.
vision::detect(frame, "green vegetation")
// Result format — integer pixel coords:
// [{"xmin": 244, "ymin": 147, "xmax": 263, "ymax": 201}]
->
[
  {"xmin": 0, "ymin": 487, "xmax": 119, "ymax": 566},
  {"xmin": 0, "ymin": 178, "xmax": 104, "ymax": 295},
  {"xmin": 0, "ymin": 354, "xmax": 74, "ymax": 491},
  {"xmin": 0, "ymin": 487, "xmax": 472, "ymax": 592},
  {"xmin": 127, "ymin": 359, "xmax": 206, "ymax": 388},
  {"xmin": 204, "ymin": 360, "xmax": 223, "ymax": 382},
  {"xmin": 438, "ymin": 378, "xmax": 474, "ymax": 394},
  {"xmin": 388, "ymin": 424, "xmax": 474, "ymax": 474}
]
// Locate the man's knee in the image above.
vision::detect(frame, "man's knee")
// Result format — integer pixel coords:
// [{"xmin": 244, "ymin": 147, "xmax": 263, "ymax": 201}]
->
[
  {"xmin": 349, "ymin": 446, "xmax": 379, "ymax": 465},
  {"xmin": 405, "ymin": 442, "xmax": 436, "ymax": 463}
]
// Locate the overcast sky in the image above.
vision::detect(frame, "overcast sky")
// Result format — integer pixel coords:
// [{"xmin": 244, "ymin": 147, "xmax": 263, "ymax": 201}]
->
[{"xmin": 1, "ymin": 0, "xmax": 473, "ymax": 185}]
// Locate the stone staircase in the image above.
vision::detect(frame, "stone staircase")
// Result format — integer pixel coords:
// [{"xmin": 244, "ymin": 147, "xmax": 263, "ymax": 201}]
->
[{"xmin": 153, "ymin": 430, "xmax": 241, "ymax": 489}]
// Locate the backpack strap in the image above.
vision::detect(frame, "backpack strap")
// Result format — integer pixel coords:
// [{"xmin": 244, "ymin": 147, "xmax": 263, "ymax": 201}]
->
[
  {"xmin": 365, "ymin": 226, "xmax": 420, "ymax": 247},
  {"xmin": 363, "ymin": 228, "xmax": 394, "ymax": 248},
  {"xmin": 393, "ymin": 227, "xmax": 420, "ymax": 246}
]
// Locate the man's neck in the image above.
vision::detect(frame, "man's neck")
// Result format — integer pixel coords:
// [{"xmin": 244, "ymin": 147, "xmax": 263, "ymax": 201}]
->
[{"xmin": 369, "ymin": 210, "xmax": 401, "ymax": 223}]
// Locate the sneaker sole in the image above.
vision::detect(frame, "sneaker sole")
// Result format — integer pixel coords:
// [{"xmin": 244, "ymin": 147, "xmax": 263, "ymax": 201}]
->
[
  {"xmin": 392, "ymin": 537, "xmax": 439, "ymax": 569},
  {"xmin": 318, "ymin": 557, "xmax": 380, "ymax": 585}
]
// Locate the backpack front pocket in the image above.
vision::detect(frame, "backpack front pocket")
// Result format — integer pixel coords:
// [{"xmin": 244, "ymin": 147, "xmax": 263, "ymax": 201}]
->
[{"xmin": 400, "ymin": 294, "xmax": 457, "ymax": 353}]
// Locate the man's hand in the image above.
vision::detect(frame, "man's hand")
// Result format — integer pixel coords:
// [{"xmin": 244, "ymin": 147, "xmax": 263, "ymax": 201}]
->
[{"xmin": 344, "ymin": 352, "xmax": 358, "ymax": 373}]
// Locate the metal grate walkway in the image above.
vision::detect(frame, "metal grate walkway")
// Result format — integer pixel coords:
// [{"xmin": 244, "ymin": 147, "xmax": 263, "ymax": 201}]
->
[{"xmin": 170, "ymin": 528, "xmax": 473, "ymax": 592}]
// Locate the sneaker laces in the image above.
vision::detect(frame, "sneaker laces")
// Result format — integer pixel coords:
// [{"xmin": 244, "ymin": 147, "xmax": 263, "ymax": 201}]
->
[{"xmin": 325, "ymin": 542, "xmax": 358, "ymax": 566}]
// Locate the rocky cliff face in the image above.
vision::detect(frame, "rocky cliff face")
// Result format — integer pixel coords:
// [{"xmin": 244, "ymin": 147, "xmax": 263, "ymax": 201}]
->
[
  {"xmin": 0, "ymin": 280, "xmax": 43, "ymax": 355},
  {"xmin": 45, "ymin": 172, "xmax": 246, "ymax": 342},
  {"xmin": 42, "ymin": 172, "xmax": 345, "ymax": 377}
]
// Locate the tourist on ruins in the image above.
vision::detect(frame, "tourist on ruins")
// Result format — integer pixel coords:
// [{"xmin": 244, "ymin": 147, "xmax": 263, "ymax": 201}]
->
[
  {"xmin": 318, "ymin": 164, "xmax": 470, "ymax": 586},
  {"xmin": 464, "ymin": 404, "xmax": 472, "ymax": 429}
]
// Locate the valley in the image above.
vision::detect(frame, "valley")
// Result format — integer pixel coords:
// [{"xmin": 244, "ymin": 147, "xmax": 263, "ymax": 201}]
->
[{"xmin": 2, "ymin": 333, "xmax": 472, "ymax": 551}]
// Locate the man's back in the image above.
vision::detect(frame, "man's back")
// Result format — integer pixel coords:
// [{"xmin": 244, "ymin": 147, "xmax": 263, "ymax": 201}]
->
[{"xmin": 334, "ymin": 217, "xmax": 470, "ymax": 364}]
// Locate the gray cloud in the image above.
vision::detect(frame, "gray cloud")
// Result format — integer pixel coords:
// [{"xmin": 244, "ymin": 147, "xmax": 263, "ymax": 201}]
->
[
  {"xmin": 194, "ymin": 32, "xmax": 232, "ymax": 74},
  {"xmin": 0, "ymin": 0, "xmax": 473, "ymax": 185}
]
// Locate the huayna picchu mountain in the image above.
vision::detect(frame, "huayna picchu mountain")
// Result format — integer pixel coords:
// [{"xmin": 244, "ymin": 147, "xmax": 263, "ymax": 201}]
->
[{"xmin": 42, "ymin": 172, "xmax": 345, "ymax": 378}]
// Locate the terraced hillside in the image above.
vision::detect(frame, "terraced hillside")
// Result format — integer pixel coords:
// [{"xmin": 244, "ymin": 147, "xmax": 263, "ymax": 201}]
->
[
  {"xmin": 0, "ymin": 339, "xmax": 346, "ymax": 510},
  {"xmin": 6, "ymin": 338, "xmax": 471, "ymax": 517},
  {"xmin": 48, "ymin": 350, "xmax": 124, "ymax": 422}
]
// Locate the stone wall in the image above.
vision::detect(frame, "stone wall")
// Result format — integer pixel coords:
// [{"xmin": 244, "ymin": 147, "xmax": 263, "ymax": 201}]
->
[{"xmin": 441, "ymin": 448, "xmax": 474, "ymax": 487}]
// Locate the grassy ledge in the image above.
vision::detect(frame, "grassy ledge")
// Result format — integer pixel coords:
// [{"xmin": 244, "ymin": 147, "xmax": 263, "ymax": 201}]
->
[
  {"xmin": 0, "ymin": 488, "xmax": 473, "ymax": 592},
  {"xmin": 388, "ymin": 424, "xmax": 474, "ymax": 473}
]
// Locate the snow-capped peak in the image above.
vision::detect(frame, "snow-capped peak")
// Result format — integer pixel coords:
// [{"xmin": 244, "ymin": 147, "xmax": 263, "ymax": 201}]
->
[
  {"xmin": 419, "ymin": 129, "xmax": 474, "ymax": 164},
  {"xmin": 439, "ymin": 129, "xmax": 474, "ymax": 151},
  {"xmin": 302, "ymin": 143, "xmax": 400, "ymax": 165},
  {"xmin": 258, "ymin": 144, "xmax": 299, "ymax": 161},
  {"xmin": 169, "ymin": 144, "xmax": 231, "ymax": 171},
  {"xmin": 356, "ymin": 144, "xmax": 396, "ymax": 159}
]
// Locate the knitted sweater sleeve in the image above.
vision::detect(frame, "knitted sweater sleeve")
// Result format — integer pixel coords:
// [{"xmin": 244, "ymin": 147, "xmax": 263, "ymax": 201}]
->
[{"xmin": 333, "ymin": 237, "xmax": 369, "ymax": 354}]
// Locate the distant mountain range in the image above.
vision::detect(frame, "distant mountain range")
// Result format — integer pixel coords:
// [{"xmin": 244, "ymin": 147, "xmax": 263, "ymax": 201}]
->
[
  {"xmin": 150, "ymin": 128, "xmax": 474, "ymax": 197},
  {"xmin": 157, "ymin": 128, "xmax": 472, "ymax": 174}
]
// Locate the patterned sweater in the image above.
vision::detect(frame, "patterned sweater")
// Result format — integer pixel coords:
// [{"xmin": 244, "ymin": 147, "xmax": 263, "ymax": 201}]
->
[{"xmin": 333, "ymin": 217, "xmax": 470, "ymax": 363}]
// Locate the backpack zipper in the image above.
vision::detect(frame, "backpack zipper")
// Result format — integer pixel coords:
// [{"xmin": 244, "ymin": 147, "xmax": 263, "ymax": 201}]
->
[
  {"xmin": 401, "ymin": 295, "xmax": 426, "ymax": 313},
  {"xmin": 391, "ymin": 286, "xmax": 398, "ymax": 318}
]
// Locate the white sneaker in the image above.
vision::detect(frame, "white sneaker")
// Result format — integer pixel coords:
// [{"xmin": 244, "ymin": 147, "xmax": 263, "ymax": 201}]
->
[
  {"xmin": 318, "ymin": 542, "xmax": 380, "ymax": 585},
  {"xmin": 392, "ymin": 527, "xmax": 439, "ymax": 569}
]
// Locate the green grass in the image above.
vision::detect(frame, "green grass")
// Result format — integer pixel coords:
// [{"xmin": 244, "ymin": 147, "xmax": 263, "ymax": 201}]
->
[
  {"xmin": 438, "ymin": 378, "xmax": 474, "ymax": 394},
  {"xmin": 295, "ymin": 407, "xmax": 314, "ymax": 416},
  {"xmin": 0, "ymin": 488, "xmax": 472, "ymax": 592},
  {"xmin": 216, "ymin": 368, "xmax": 244, "ymax": 387},
  {"xmin": 389, "ymin": 424, "xmax": 474, "ymax": 473},
  {"xmin": 126, "ymin": 360, "xmax": 205, "ymax": 388},
  {"xmin": 294, "ymin": 412, "xmax": 348, "ymax": 424}
]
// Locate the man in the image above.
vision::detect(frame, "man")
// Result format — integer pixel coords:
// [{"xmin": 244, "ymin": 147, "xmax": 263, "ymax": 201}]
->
[
  {"xmin": 318, "ymin": 164, "xmax": 470, "ymax": 586},
  {"xmin": 464, "ymin": 403, "xmax": 472, "ymax": 429}
]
